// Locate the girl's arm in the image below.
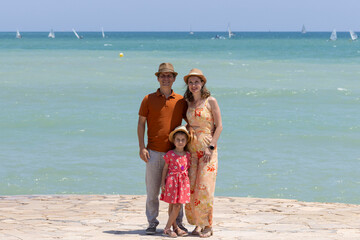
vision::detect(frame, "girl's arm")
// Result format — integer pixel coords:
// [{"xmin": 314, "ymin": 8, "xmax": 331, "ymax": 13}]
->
[{"xmin": 161, "ymin": 163, "xmax": 169, "ymax": 191}]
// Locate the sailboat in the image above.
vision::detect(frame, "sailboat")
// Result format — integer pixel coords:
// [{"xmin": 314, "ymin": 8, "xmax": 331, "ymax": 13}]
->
[
  {"xmin": 228, "ymin": 23, "xmax": 235, "ymax": 38},
  {"xmin": 349, "ymin": 30, "xmax": 358, "ymax": 41},
  {"xmin": 16, "ymin": 29, "xmax": 22, "ymax": 39},
  {"xmin": 189, "ymin": 25, "xmax": 194, "ymax": 35},
  {"xmin": 301, "ymin": 25, "xmax": 306, "ymax": 34},
  {"xmin": 101, "ymin": 27, "xmax": 105, "ymax": 38},
  {"xmin": 48, "ymin": 29, "xmax": 55, "ymax": 38},
  {"xmin": 329, "ymin": 29, "xmax": 337, "ymax": 41},
  {"xmin": 72, "ymin": 28, "xmax": 83, "ymax": 39}
]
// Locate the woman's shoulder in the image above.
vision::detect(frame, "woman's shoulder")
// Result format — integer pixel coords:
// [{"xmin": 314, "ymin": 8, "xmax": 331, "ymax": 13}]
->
[
  {"xmin": 207, "ymin": 96, "xmax": 219, "ymax": 107},
  {"xmin": 207, "ymin": 96, "xmax": 217, "ymax": 103}
]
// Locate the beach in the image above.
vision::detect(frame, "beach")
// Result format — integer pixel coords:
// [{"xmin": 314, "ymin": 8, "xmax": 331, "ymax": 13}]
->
[{"xmin": 1, "ymin": 194, "xmax": 360, "ymax": 239}]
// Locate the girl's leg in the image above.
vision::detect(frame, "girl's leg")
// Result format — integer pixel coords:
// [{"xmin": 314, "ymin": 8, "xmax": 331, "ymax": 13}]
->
[
  {"xmin": 171, "ymin": 204, "xmax": 188, "ymax": 236},
  {"xmin": 165, "ymin": 204, "xmax": 181, "ymax": 230},
  {"xmin": 168, "ymin": 204, "xmax": 173, "ymax": 218},
  {"xmin": 164, "ymin": 204, "xmax": 181, "ymax": 238}
]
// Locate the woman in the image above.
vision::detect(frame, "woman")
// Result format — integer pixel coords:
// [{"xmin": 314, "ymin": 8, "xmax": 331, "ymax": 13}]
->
[{"xmin": 183, "ymin": 68, "xmax": 222, "ymax": 238}]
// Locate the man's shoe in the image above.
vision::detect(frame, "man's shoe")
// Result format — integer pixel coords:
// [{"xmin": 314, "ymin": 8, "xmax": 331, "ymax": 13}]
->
[
  {"xmin": 177, "ymin": 222, "xmax": 188, "ymax": 233},
  {"xmin": 145, "ymin": 224, "xmax": 157, "ymax": 235}
]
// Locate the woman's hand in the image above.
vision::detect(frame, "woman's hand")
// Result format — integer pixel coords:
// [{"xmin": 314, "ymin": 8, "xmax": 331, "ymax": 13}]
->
[
  {"xmin": 161, "ymin": 182, "xmax": 165, "ymax": 192},
  {"xmin": 203, "ymin": 147, "xmax": 212, "ymax": 163},
  {"xmin": 187, "ymin": 126, "xmax": 196, "ymax": 143}
]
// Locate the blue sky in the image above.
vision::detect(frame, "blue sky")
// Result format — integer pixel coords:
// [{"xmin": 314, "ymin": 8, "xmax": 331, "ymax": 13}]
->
[{"xmin": 1, "ymin": 0, "xmax": 360, "ymax": 32}]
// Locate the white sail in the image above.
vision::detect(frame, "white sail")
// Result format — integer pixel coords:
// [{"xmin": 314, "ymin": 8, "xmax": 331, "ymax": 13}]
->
[
  {"xmin": 189, "ymin": 25, "xmax": 194, "ymax": 35},
  {"xmin": 349, "ymin": 30, "xmax": 358, "ymax": 41},
  {"xmin": 228, "ymin": 23, "xmax": 235, "ymax": 38},
  {"xmin": 16, "ymin": 29, "xmax": 22, "ymax": 39},
  {"xmin": 330, "ymin": 29, "xmax": 337, "ymax": 41},
  {"xmin": 48, "ymin": 29, "xmax": 55, "ymax": 38},
  {"xmin": 72, "ymin": 28, "xmax": 82, "ymax": 39},
  {"xmin": 102, "ymin": 27, "xmax": 105, "ymax": 38},
  {"xmin": 301, "ymin": 25, "xmax": 306, "ymax": 34}
]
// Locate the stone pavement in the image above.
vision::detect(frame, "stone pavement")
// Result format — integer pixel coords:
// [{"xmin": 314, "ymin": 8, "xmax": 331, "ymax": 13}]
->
[{"xmin": 0, "ymin": 195, "xmax": 360, "ymax": 239}]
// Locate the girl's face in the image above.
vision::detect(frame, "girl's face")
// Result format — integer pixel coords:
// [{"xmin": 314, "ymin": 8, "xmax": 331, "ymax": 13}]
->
[
  {"xmin": 173, "ymin": 132, "xmax": 188, "ymax": 150},
  {"xmin": 187, "ymin": 76, "xmax": 204, "ymax": 94}
]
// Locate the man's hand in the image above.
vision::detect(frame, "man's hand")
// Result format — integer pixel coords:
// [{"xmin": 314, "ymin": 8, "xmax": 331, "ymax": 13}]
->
[{"xmin": 139, "ymin": 148, "xmax": 150, "ymax": 163}]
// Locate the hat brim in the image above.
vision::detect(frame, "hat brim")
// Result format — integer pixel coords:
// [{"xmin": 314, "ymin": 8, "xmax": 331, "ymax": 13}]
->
[
  {"xmin": 184, "ymin": 73, "xmax": 207, "ymax": 84},
  {"xmin": 155, "ymin": 71, "xmax": 178, "ymax": 77},
  {"xmin": 169, "ymin": 127, "xmax": 191, "ymax": 143}
]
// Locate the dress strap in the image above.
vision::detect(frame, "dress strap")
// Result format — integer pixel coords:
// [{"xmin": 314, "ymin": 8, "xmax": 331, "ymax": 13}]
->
[{"xmin": 204, "ymin": 97, "xmax": 211, "ymax": 111}]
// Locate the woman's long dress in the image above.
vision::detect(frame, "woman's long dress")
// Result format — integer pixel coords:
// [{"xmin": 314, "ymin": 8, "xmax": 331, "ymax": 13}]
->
[{"xmin": 185, "ymin": 98, "xmax": 218, "ymax": 228}]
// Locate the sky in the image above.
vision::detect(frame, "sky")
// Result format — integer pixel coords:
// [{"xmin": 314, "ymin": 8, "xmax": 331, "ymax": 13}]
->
[{"xmin": 1, "ymin": 0, "xmax": 360, "ymax": 32}]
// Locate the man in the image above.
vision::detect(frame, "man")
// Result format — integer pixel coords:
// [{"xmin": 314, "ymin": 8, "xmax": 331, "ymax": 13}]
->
[{"xmin": 137, "ymin": 63, "xmax": 188, "ymax": 235}]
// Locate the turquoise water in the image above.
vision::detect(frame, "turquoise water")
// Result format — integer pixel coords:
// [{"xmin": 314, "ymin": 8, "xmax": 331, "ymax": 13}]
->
[{"xmin": 0, "ymin": 32, "xmax": 359, "ymax": 204}]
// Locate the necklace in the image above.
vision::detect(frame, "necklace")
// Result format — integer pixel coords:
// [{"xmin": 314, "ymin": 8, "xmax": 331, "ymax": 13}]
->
[{"xmin": 192, "ymin": 99, "xmax": 204, "ymax": 108}]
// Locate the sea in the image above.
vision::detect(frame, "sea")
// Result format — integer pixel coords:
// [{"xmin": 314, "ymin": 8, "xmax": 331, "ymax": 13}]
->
[{"xmin": 0, "ymin": 31, "xmax": 359, "ymax": 204}]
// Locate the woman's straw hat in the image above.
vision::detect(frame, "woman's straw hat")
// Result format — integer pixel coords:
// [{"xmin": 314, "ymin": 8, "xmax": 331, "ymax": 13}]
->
[
  {"xmin": 155, "ymin": 63, "xmax": 178, "ymax": 77},
  {"xmin": 169, "ymin": 125, "xmax": 191, "ymax": 143},
  {"xmin": 183, "ymin": 68, "xmax": 207, "ymax": 84}
]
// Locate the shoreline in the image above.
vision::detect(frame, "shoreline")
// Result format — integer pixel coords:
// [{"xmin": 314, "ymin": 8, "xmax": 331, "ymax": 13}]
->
[{"xmin": 0, "ymin": 195, "xmax": 360, "ymax": 239}]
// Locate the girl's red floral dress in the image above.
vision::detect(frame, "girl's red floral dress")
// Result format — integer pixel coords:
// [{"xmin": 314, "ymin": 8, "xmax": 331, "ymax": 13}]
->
[{"xmin": 160, "ymin": 150, "xmax": 191, "ymax": 204}]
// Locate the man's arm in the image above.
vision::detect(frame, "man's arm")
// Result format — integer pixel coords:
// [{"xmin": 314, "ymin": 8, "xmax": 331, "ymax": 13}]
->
[{"xmin": 137, "ymin": 116, "xmax": 150, "ymax": 163}]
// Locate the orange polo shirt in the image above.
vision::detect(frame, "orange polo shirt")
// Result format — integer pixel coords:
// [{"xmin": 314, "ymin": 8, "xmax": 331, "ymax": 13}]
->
[{"xmin": 139, "ymin": 89, "xmax": 187, "ymax": 152}]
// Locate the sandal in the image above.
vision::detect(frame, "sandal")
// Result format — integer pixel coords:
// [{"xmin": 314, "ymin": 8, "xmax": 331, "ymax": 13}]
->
[
  {"xmin": 174, "ymin": 227, "xmax": 188, "ymax": 237},
  {"xmin": 191, "ymin": 226, "xmax": 202, "ymax": 235},
  {"xmin": 199, "ymin": 227, "xmax": 213, "ymax": 238},
  {"xmin": 163, "ymin": 228, "xmax": 177, "ymax": 238}
]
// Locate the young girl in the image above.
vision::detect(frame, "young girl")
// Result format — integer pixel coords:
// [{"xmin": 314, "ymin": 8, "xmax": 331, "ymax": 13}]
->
[{"xmin": 160, "ymin": 125, "xmax": 191, "ymax": 238}]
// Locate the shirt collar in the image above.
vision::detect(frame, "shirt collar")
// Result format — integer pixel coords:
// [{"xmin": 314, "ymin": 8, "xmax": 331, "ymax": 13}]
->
[{"xmin": 156, "ymin": 88, "xmax": 175, "ymax": 98}]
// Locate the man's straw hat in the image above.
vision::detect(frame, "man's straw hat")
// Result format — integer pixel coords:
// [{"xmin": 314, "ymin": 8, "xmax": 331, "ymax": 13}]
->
[{"xmin": 155, "ymin": 63, "xmax": 178, "ymax": 77}]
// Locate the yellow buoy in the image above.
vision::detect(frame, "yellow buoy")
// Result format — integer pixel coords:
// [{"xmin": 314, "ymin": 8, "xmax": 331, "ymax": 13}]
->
[{"xmin": 119, "ymin": 52, "xmax": 124, "ymax": 57}]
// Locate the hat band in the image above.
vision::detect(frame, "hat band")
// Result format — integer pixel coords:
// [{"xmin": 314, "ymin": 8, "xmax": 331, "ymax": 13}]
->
[{"xmin": 159, "ymin": 68, "xmax": 175, "ymax": 72}]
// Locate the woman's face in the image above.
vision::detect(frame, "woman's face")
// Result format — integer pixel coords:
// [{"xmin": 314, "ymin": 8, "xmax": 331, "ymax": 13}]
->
[{"xmin": 188, "ymin": 76, "xmax": 203, "ymax": 94}]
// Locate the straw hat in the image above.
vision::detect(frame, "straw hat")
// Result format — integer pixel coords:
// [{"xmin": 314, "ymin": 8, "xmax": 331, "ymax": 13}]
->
[
  {"xmin": 183, "ymin": 68, "xmax": 207, "ymax": 84},
  {"xmin": 155, "ymin": 63, "xmax": 178, "ymax": 77},
  {"xmin": 169, "ymin": 125, "xmax": 191, "ymax": 143}
]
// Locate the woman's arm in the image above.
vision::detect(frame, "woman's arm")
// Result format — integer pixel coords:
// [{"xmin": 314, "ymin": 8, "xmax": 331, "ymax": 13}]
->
[
  {"xmin": 203, "ymin": 96, "xmax": 223, "ymax": 162},
  {"xmin": 208, "ymin": 96, "xmax": 223, "ymax": 147}
]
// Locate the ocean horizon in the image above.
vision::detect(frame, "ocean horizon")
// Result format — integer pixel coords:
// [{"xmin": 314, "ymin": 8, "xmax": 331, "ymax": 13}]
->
[{"xmin": 1, "ymin": 32, "xmax": 359, "ymax": 204}]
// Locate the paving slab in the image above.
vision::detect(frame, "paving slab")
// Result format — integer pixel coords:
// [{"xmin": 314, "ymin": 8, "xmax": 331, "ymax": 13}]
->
[{"xmin": 0, "ymin": 195, "xmax": 359, "ymax": 239}]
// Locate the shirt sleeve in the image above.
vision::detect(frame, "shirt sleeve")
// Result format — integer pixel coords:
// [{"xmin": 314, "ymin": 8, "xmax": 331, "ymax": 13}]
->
[
  {"xmin": 138, "ymin": 95, "xmax": 149, "ymax": 117},
  {"xmin": 163, "ymin": 151, "xmax": 171, "ymax": 165}
]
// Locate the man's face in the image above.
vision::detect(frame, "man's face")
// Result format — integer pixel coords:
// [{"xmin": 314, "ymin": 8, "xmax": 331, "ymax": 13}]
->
[{"xmin": 158, "ymin": 73, "xmax": 175, "ymax": 88}]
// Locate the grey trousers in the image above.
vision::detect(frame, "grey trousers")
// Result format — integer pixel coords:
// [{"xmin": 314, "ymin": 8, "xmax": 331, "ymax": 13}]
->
[{"xmin": 146, "ymin": 149, "xmax": 184, "ymax": 226}]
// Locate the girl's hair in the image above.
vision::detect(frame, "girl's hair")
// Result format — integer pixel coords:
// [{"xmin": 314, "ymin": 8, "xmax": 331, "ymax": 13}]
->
[{"xmin": 184, "ymin": 81, "xmax": 211, "ymax": 102}]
